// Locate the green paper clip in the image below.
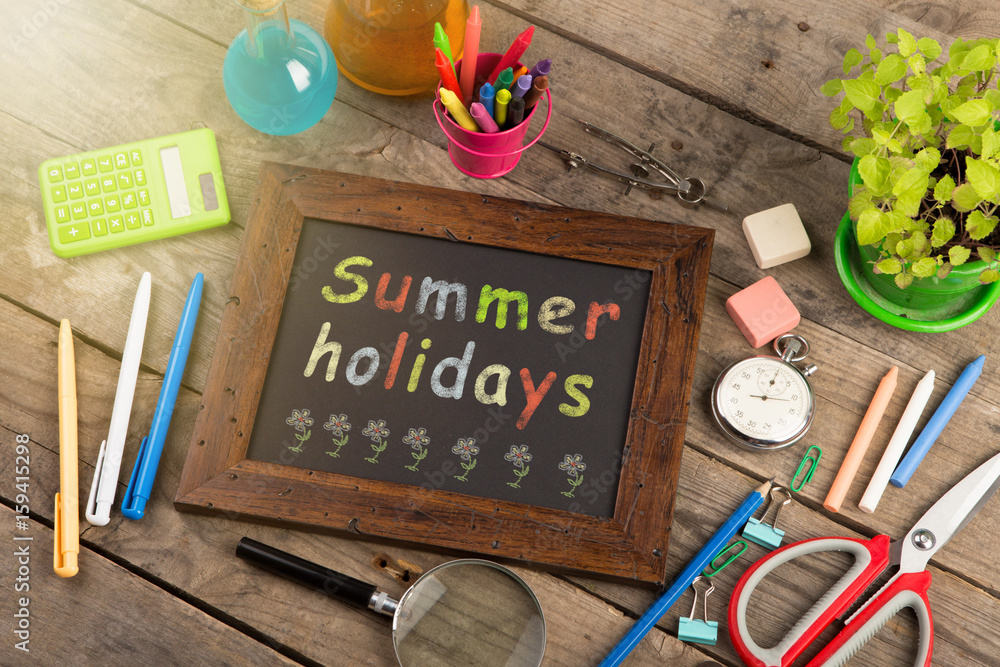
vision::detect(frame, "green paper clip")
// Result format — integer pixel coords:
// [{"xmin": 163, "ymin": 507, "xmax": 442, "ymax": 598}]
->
[
  {"xmin": 791, "ymin": 445, "xmax": 823, "ymax": 492},
  {"xmin": 703, "ymin": 539, "xmax": 748, "ymax": 578},
  {"xmin": 677, "ymin": 576, "xmax": 719, "ymax": 646}
]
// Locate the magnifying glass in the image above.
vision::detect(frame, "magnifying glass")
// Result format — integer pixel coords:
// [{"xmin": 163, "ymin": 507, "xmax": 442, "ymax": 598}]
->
[{"xmin": 236, "ymin": 537, "xmax": 546, "ymax": 667}]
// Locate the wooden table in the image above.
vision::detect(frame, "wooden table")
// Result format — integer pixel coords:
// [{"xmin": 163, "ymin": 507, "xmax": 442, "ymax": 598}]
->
[{"xmin": 3, "ymin": 0, "xmax": 999, "ymax": 664}]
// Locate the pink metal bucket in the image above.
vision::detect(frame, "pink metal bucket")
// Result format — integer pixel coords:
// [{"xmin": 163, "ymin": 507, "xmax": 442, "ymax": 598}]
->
[{"xmin": 433, "ymin": 53, "xmax": 552, "ymax": 179}]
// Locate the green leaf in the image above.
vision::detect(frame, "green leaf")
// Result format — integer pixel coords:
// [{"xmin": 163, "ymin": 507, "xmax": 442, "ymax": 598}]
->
[
  {"xmin": 896, "ymin": 238, "xmax": 915, "ymax": 258},
  {"xmin": 877, "ymin": 258, "xmax": 902, "ymax": 274},
  {"xmin": 821, "ymin": 78, "xmax": 843, "ymax": 96},
  {"xmin": 949, "ymin": 246, "xmax": 972, "ymax": 266},
  {"xmin": 874, "ymin": 54, "xmax": 907, "ymax": 85},
  {"xmin": 843, "ymin": 48, "xmax": 864, "ymax": 74},
  {"xmin": 859, "ymin": 155, "xmax": 892, "ymax": 193},
  {"xmin": 829, "ymin": 104, "xmax": 852, "ymax": 130},
  {"xmin": 895, "ymin": 272, "xmax": 914, "ymax": 288},
  {"xmin": 918, "ymin": 37, "xmax": 942, "ymax": 61},
  {"xmin": 952, "ymin": 183, "xmax": 983, "ymax": 211},
  {"xmin": 907, "ymin": 54, "xmax": 926, "ymax": 75},
  {"xmin": 949, "ymin": 99, "xmax": 994, "ymax": 126},
  {"xmin": 947, "ymin": 124, "xmax": 977, "ymax": 149},
  {"xmin": 931, "ymin": 217, "xmax": 956, "ymax": 247},
  {"xmin": 965, "ymin": 157, "xmax": 1000, "ymax": 199},
  {"xmin": 865, "ymin": 34, "xmax": 877, "ymax": 50},
  {"xmin": 966, "ymin": 210, "xmax": 999, "ymax": 240},
  {"xmin": 848, "ymin": 190, "xmax": 875, "ymax": 219},
  {"xmin": 985, "ymin": 89, "xmax": 1000, "ymax": 110},
  {"xmin": 850, "ymin": 137, "xmax": 878, "ymax": 157},
  {"xmin": 981, "ymin": 126, "xmax": 1000, "ymax": 159},
  {"xmin": 911, "ymin": 257, "xmax": 938, "ymax": 277},
  {"xmin": 914, "ymin": 147, "xmax": 942, "ymax": 172},
  {"xmin": 892, "ymin": 168, "xmax": 929, "ymax": 199},
  {"xmin": 857, "ymin": 208, "xmax": 888, "ymax": 245},
  {"xmin": 980, "ymin": 269, "xmax": 1000, "ymax": 284},
  {"xmin": 897, "ymin": 29, "xmax": 917, "ymax": 57},
  {"xmin": 843, "ymin": 79, "xmax": 883, "ymax": 116},
  {"xmin": 962, "ymin": 43, "xmax": 996, "ymax": 71},
  {"xmin": 979, "ymin": 246, "xmax": 997, "ymax": 263},
  {"xmin": 886, "ymin": 32, "xmax": 899, "ymax": 45},
  {"xmin": 894, "ymin": 89, "xmax": 926, "ymax": 122},
  {"xmin": 934, "ymin": 174, "xmax": 956, "ymax": 203},
  {"xmin": 870, "ymin": 48, "xmax": 883, "ymax": 65}
]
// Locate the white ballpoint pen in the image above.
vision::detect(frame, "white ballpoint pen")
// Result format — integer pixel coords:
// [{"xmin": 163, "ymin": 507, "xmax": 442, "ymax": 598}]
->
[{"xmin": 86, "ymin": 272, "xmax": 151, "ymax": 525}]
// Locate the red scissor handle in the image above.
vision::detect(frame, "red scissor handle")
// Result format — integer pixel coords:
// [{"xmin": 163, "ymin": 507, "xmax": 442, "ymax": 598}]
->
[
  {"xmin": 728, "ymin": 535, "xmax": 891, "ymax": 667},
  {"xmin": 806, "ymin": 569, "xmax": 932, "ymax": 666}
]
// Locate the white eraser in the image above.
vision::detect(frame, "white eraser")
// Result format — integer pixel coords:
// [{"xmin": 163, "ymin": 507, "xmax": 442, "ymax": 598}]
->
[{"xmin": 742, "ymin": 203, "xmax": 811, "ymax": 269}]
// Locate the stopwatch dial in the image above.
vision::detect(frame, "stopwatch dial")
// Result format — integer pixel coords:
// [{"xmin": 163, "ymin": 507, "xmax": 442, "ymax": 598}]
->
[{"xmin": 715, "ymin": 358, "xmax": 811, "ymax": 445}]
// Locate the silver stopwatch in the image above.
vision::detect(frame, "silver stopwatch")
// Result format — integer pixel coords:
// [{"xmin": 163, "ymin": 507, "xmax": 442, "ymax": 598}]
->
[{"xmin": 711, "ymin": 333, "xmax": 817, "ymax": 451}]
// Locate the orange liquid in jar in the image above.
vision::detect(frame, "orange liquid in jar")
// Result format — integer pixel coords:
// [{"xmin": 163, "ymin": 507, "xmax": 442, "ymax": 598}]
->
[{"xmin": 325, "ymin": 0, "xmax": 468, "ymax": 96}]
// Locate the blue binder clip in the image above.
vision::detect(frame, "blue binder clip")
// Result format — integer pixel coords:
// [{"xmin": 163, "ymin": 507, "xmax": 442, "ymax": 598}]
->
[
  {"xmin": 742, "ymin": 486, "xmax": 792, "ymax": 550},
  {"xmin": 677, "ymin": 576, "xmax": 718, "ymax": 646}
]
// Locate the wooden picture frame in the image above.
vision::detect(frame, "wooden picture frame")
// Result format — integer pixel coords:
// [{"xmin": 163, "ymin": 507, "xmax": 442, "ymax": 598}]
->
[{"xmin": 175, "ymin": 162, "xmax": 714, "ymax": 585}]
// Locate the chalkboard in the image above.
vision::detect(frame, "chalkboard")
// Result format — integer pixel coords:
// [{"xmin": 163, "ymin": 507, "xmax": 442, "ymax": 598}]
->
[
  {"xmin": 246, "ymin": 219, "xmax": 649, "ymax": 518},
  {"xmin": 176, "ymin": 163, "xmax": 714, "ymax": 585}
]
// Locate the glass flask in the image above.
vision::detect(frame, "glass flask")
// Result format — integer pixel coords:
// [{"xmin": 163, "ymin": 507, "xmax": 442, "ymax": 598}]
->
[
  {"xmin": 223, "ymin": 0, "xmax": 339, "ymax": 135},
  {"xmin": 324, "ymin": 0, "xmax": 468, "ymax": 96}
]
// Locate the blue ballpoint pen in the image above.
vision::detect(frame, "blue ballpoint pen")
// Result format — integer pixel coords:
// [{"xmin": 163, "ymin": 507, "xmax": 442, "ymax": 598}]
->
[
  {"xmin": 122, "ymin": 273, "xmax": 204, "ymax": 520},
  {"xmin": 599, "ymin": 478, "xmax": 773, "ymax": 666}
]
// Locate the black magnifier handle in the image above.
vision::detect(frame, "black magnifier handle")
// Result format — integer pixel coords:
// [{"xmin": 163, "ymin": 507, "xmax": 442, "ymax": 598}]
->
[{"xmin": 236, "ymin": 537, "xmax": 397, "ymax": 616}]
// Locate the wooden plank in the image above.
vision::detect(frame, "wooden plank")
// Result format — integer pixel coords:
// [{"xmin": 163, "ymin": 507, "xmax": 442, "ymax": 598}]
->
[
  {"xmin": 0, "ymin": 506, "xmax": 298, "ymax": 665},
  {"xmin": 2, "ymin": 296, "xmax": 996, "ymax": 664}
]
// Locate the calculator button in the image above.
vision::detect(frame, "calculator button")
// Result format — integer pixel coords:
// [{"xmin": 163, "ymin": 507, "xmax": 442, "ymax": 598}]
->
[
  {"xmin": 125, "ymin": 212, "xmax": 141, "ymax": 230},
  {"xmin": 84, "ymin": 179, "xmax": 101, "ymax": 197},
  {"xmin": 58, "ymin": 222, "xmax": 91, "ymax": 244},
  {"xmin": 92, "ymin": 219, "xmax": 108, "ymax": 236},
  {"xmin": 54, "ymin": 205, "xmax": 70, "ymax": 223},
  {"xmin": 70, "ymin": 203, "xmax": 87, "ymax": 220},
  {"xmin": 130, "ymin": 149, "xmax": 143, "ymax": 167},
  {"xmin": 114, "ymin": 152, "xmax": 129, "ymax": 169},
  {"xmin": 100, "ymin": 175, "xmax": 117, "ymax": 193},
  {"xmin": 88, "ymin": 199, "xmax": 105, "ymax": 216},
  {"xmin": 64, "ymin": 162, "xmax": 81, "ymax": 180},
  {"xmin": 97, "ymin": 155, "xmax": 113, "ymax": 172},
  {"xmin": 133, "ymin": 169, "xmax": 146, "ymax": 186},
  {"xmin": 81, "ymin": 159, "xmax": 97, "ymax": 176},
  {"xmin": 104, "ymin": 195, "xmax": 121, "ymax": 213},
  {"xmin": 141, "ymin": 209, "xmax": 154, "ymax": 226},
  {"xmin": 51, "ymin": 185, "xmax": 67, "ymax": 203},
  {"xmin": 121, "ymin": 192, "xmax": 137, "ymax": 209},
  {"xmin": 67, "ymin": 183, "xmax": 84, "ymax": 200},
  {"xmin": 108, "ymin": 215, "xmax": 125, "ymax": 233},
  {"xmin": 137, "ymin": 189, "xmax": 150, "ymax": 206},
  {"xmin": 117, "ymin": 172, "xmax": 133, "ymax": 189},
  {"xmin": 47, "ymin": 166, "xmax": 63, "ymax": 183}
]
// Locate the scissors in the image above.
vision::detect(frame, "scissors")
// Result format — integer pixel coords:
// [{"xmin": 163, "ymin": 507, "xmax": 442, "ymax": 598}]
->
[{"xmin": 728, "ymin": 449, "xmax": 1000, "ymax": 667}]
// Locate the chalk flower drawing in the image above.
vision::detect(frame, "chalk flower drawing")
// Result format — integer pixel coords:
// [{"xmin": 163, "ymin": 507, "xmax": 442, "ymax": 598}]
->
[
  {"xmin": 285, "ymin": 409, "xmax": 314, "ymax": 452},
  {"xmin": 403, "ymin": 427, "xmax": 430, "ymax": 472},
  {"xmin": 451, "ymin": 437, "xmax": 479, "ymax": 482},
  {"xmin": 559, "ymin": 453, "xmax": 587, "ymax": 497},
  {"xmin": 363, "ymin": 419, "xmax": 390, "ymax": 464},
  {"xmin": 505, "ymin": 444, "xmax": 532, "ymax": 489},
  {"xmin": 323, "ymin": 413, "xmax": 351, "ymax": 458}
]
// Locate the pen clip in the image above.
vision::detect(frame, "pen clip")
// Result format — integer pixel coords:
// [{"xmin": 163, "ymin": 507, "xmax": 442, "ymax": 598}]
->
[
  {"xmin": 122, "ymin": 435, "xmax": 151, "ymax": 519},
  {"xmin": 85, "ymin": 439, "xmax": 110, "ymax": 526},
  {"xmin": 53, "ymin": 493, "xmax": 78, "ymax": 577}
]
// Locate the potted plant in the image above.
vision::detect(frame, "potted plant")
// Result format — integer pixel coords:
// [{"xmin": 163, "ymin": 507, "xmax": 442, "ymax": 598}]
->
[{"xmin": 824, "ymin": 28, "xmax": 1000, "ymax": 331}]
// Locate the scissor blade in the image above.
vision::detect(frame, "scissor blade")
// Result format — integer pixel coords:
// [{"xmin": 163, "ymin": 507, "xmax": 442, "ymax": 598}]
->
[{"xmin": 900, "ymin": 450, "xmax": 1000, "ymax": 570}]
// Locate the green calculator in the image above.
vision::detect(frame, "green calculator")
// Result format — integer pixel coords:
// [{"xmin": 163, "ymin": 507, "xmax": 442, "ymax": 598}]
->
[{"xmin": 38, "ymin": 128, "xmax": 230, "ymax": 257}]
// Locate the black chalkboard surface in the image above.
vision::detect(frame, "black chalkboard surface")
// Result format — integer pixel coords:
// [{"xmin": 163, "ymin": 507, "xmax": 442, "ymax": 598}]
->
[
  {"xmin": 176, "ymin": 163, "xmax": 713, "ymax": 584},
  {"xmin": 246, "ymin": 219, "xmax": 650, "ymax": 518}
]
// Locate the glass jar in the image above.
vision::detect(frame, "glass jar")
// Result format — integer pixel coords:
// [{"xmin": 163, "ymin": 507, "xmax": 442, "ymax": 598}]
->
[
  {"xmin": 223, "ymin": 0, "xmax": 339, "ymax": 135},
  {"xmin": 324, "ymin": 0, "xmax": 468, "ymax": 96}
]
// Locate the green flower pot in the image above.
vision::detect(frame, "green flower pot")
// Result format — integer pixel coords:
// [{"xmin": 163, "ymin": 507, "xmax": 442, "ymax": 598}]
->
[{"xmin": 834, "ymin": 158, "xmax": 1000, "ymax": 332}]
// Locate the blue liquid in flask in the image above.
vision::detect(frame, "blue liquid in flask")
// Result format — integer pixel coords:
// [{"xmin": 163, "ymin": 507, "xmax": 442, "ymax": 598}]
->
[{"xmin": 224, "ymin": 19, "xmax": 338, "ymax": 135}]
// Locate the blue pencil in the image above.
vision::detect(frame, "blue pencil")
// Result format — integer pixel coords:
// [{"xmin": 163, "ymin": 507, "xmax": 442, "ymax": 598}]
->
[
  {"xmin": 890, "ymin": 355, "xmax": 985, "ymax": 488},
  {"xmin": 599, "ymin": 478, "xmax": 773, "ymax": 666}
]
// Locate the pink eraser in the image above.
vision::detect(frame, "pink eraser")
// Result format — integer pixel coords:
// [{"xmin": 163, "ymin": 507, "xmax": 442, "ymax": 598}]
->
[{"xmin": 725, "ymin": 276, "xmax": 800, "ymax": 348}]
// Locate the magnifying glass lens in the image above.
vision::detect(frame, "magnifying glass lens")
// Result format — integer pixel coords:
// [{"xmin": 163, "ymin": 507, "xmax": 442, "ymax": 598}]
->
[{"xmin": 393, "ymin": 561, "xmax": 545, "ymax": 667}]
